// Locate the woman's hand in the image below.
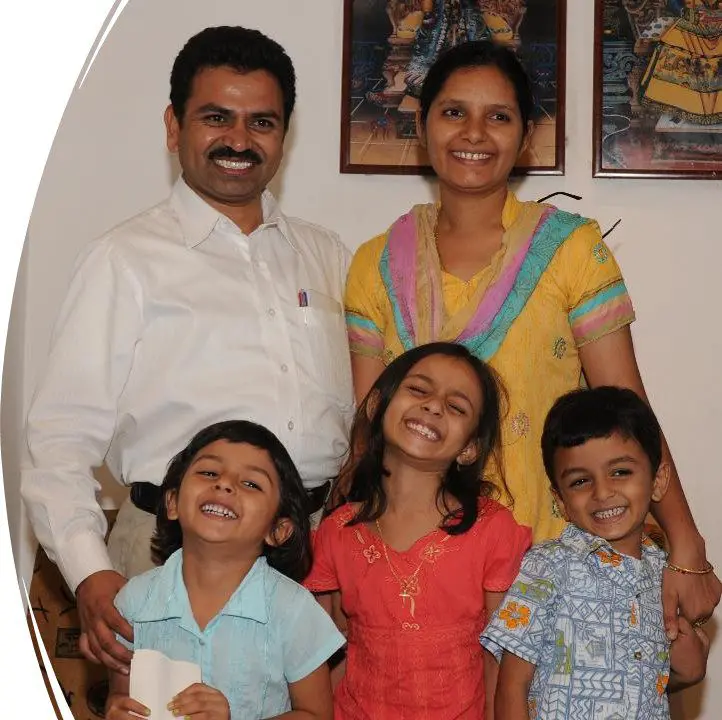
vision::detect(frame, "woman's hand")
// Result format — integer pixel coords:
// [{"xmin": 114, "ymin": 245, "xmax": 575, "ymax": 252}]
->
[
  {"xmin": 669, "ymin": 616, "xmax": 710, "ymax": 689},
  {"xmin": 168, "ymin": 683, "xmax": 230, "ymax": 720},
  {"xmin": 662, "ymin": 546, "xmax": 721, "ymax": 640},
  {"xmin": 105, "ymin": 693, "xmax": 150, "ymax": 719}
]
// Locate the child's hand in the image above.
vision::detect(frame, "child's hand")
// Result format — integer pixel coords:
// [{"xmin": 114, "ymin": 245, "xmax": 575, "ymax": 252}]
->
[
  {"xmin": 669, "ymin": 616, "xmax": 710, "ymax": 688},
  {"xmin": 105, "ymin": 693, "xmax": 150, "ymax": 719},
  {"xmin": 168, "ymin": 683, "xmax": 230, "ymax": 719}
]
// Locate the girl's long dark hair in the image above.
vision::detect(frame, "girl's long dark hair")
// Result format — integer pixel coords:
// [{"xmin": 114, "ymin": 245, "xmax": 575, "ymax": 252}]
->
[
  {"xmin": 151, "ymin": 420, "xmax": 311, "ymax": 582},
  {"xmin": 338, "ymin": 342, "xmax": 509, "ymax": 535}
]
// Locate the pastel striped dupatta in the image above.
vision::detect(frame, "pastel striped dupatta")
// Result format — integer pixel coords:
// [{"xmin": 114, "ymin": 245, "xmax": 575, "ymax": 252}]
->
[{"xmin": 379, "ymin": 198, "xmax": 589, "ymax": 361}]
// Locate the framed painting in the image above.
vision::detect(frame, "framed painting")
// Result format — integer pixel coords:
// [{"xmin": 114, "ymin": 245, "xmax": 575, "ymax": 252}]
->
[
  {"xmin": 593, "ymin": 0, "xmax": 722, "ymax": 179},
  {"xmin": 340, "ymin": 0, "xmax": 567, "ymax": 175}
]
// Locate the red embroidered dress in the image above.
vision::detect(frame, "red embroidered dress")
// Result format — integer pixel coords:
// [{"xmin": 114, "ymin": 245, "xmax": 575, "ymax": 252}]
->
[{"xmin": 305, "ymin": 500, "xmax": 531, "ymax": 719}]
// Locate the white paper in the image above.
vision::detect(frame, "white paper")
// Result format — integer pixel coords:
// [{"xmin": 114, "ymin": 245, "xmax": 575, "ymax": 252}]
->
[{"xmin": 129, "ymin": 648, "xmax": 202, "ymax": 720}]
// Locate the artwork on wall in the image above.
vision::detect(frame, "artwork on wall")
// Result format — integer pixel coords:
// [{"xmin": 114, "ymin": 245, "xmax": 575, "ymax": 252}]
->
[
  {"xmin": 593, "ymin": 0, "xmax": 722, "ymax": 179},
  {"xmin": 340, "ymin": 0, "xmax": 567, "ymax": 175}
]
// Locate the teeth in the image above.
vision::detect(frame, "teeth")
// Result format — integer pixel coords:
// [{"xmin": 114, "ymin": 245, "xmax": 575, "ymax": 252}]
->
[
  {"xmin": 201, "ymin": 503, "xmax": 238, "ymax": 519},
  {"xmin": 453, "ymin": 151, "xmax": 491, "ymax": 161},
  {"xmin": 594, "ymin": 507, "xmax": 626, "ymax": 520},
  {"xmin": 406, "ymin": 421, "xmax": 440, "ymax": 441},
  {"xmin": 214, "ymin": 159, "xmax": 253, "ymax": 170}
]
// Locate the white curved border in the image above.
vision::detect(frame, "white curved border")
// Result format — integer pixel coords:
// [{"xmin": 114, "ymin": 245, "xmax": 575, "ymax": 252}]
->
[{"xmin": 0, "ymin": 1, "xmax": 127, "ymax": 716}]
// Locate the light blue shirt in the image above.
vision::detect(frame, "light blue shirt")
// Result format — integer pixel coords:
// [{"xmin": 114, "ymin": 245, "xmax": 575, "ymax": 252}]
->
[
  {"xmin": 481, "ymin": 525, "xmax": 670, "ymax": 719},
  {"xmin": 115, "ymin": 550, "xmax": 345, "ymax": 719}
]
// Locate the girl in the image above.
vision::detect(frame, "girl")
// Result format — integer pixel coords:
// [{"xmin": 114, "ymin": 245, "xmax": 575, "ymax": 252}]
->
[
  {"xmin": 307, "ymin": 342, "xmax": 531, "ymax": 719},
  {"xmin": 106, "ymin": 420, "xmax": 345, "ymax": 720}
]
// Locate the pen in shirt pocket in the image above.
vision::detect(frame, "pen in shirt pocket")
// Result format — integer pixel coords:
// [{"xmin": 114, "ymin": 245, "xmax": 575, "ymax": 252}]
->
[{"xmin": 298, "ymin": 289, "xmax": 343, "ymax": 314}]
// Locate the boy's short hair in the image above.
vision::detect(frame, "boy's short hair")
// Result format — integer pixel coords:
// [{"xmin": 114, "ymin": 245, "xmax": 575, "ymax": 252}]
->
[{"xmin": 541, "ymin": 386, "xmax": 662, "ymax": 488}]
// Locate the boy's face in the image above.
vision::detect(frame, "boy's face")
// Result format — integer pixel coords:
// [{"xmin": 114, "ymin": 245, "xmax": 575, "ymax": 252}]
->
[{"xmin": 552, "ymin": 432, "xmax": 669, "ymax": 558}]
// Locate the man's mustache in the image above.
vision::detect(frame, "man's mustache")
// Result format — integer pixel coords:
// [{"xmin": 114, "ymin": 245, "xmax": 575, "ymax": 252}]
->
[{"xmin": 208, "ymin": 147, "xmax": 263, "ymax": 164}]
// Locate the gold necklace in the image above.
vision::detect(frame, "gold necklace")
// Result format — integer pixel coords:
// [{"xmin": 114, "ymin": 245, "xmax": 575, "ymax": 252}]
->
[{"xmin": 374, "ymin": 519, "xmax": 450, "ymax": 618}]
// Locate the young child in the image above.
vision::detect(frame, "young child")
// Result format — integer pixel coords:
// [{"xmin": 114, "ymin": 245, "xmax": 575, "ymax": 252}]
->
[
  {"xmin": 306, "ymin": 342, "xmax": 532, "ymax": 719},
  {"xmin": 106, "ymin": 420, "xmax": 345, "ymax": 720},
  {"xmin": 481, "ymin": 386, "xmax": 709, "ymax": 719}
]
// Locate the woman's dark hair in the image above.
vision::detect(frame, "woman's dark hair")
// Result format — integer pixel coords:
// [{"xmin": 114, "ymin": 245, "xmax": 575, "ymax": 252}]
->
[
  {"xmin": 170, "ymin": 26, "xmax": 296, "ymax": 131},
  {"xmin": 419, "ymin": 40, "xmax": 534, "ymax": 136},
  {"xmin": 340, "ymin": 342, "xmax": 509, "ymax": 535},
  {"xmin": 151, "ymin": 420, "xmax": 311, "ymax": 582},
  {"xmin": 541, "ymin": 386, "xmax": 663, "ymax": 489}
]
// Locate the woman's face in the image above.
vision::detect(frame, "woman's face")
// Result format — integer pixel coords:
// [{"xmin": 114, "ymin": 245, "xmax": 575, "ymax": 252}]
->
[{"xmin": 421, "ymin": 65, "xmax": 530, "ymax": 197}]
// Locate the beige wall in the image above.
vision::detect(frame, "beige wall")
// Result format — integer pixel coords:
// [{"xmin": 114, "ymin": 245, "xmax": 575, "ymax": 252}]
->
[{"xmin": 4, "ymin": 0, "xmax": 720, "ymax": 714}]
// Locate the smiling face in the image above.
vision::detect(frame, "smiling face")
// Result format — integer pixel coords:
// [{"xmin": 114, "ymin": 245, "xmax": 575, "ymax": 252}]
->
[
  {"xmin": 552, "ymin": 433, "xmax": 669, "ymax": 557},
  {"xmin": 420, "ymin": 65, "xmax": 530, "ymax": 197},
  {"xmin": 166, "ymin": 439, "xmax": 287, "ymax": 554},
  {"xmin": 381, "ymin": 354, "xmax": 483, "ymax": 472},
  {"xmin": 165, "ymin": 66, "xmax": 285, "ymax": 217}
]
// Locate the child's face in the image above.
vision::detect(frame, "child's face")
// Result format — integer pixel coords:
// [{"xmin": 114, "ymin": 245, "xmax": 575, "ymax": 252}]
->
[
  {"xmin": 552, "ymin": 432, "xmax": 668, "ymax": 558},
  {"xmin": 167, "ymin": 440, "xmax": 286, "ymax": 553},
  {"xmin": 382, "ymin": 354, "xmax": 483, "ymax": 470}
]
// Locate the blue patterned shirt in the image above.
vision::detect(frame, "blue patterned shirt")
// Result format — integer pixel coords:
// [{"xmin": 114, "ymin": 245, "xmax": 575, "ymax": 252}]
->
[
  {"xmin": 115, "ymin": 550, "xmax": 346, "ymax": 720},
  {"xmin": 481, "ymin": 525, "xmax": 670, "ymax": 719}
]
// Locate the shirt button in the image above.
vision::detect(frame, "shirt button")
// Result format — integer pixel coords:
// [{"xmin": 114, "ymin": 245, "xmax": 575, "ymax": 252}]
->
[
  {"xmin": 199, "ymin": 639, "xmax": 206, "ymax": 647},
  {"xmin": 268, "ymin": 308, "xmax": 276, "ymax": 317},
  {"xmin": 288, "ymin": 420, "xmax": 294, "ymax": 431},
  {"xmin": 633, "ymin": 651, "xmax": 642, "ymax": 660},
  {"xmin": 281, "ymin": 363, "xmax": 289, "ymax": 373}
]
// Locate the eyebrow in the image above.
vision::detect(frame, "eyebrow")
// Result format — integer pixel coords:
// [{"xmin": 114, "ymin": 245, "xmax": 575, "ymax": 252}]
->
[
  {"xmin": 406, "ymin": 373, "xmax": 474, "ymax": 407},
  {"xmin": 193, "ymin": 103, "xmax": 282, "ymax": 122},
  {"xmin": 559, "ymin": 455, "xmax": 640, "ymax": 479}
]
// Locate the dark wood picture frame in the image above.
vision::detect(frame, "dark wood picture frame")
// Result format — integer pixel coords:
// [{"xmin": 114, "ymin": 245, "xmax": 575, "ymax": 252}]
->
[
  {"xmin": 340, "ymin": 0, "xmax": 567, "ymax": 176},
  {"xmin": 593, "ymin": 0, "xmax": 722, "ymax": 179}
]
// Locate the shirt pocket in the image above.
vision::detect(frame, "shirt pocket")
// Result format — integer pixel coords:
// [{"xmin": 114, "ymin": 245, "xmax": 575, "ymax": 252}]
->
[{"xmin": 298, "ymin": 294, "xmax": 353, "ymax": 405}]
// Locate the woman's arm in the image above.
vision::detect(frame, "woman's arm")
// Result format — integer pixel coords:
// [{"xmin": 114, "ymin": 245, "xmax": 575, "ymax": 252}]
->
[
  {"xmin": 494, "ymin": 652, "xmax": 535, "ymax": 720},
  {"xmin": 272, "ymin": 664, "xmax": 334, "ymax": 720},
  {"xmin": 579, "ymin": 326, "xmax": 721, "ymax": 635},
  {"xmin": 351, "ymin": 353, "xmax": 385, "ymax": 405},
  {"xmin": 483, "ymin": 591, "xmax": 506, "ymax": 720}
]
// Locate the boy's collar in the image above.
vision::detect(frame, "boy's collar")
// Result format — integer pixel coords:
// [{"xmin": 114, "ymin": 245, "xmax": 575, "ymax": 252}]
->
[{"xmin": 559, "ymin": 523, "xmax": 666, "ymax": 563}]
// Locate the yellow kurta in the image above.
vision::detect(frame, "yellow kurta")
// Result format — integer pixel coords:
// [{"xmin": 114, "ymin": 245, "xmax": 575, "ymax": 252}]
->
[{"xmin": 345, "ymin": 192, "xmax": 635, "ymax": 542}]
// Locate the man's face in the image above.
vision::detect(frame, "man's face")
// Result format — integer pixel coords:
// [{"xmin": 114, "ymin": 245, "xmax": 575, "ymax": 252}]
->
[{"xmin": 165, "ymin": 66, "xmax": 286, "ymax": 214}]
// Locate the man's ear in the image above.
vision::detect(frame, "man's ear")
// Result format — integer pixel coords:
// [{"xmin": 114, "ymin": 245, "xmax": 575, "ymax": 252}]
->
[
  {"xmin": 166, "ymin": 489, "xmax": 179, "ymax": 521},
  {"xmin": 164, "ymin": 104, "xmax": 181, "ymax": 153},
  {"xmin": 456, "ymin": 440, "xmax": 479, "ymax": 466},
  {"xmin": 265, "ymin": 517, "xmax": 293, "ymax": 547},
  {"xmin": 651, "ymin": 462, "xmax": 671, "ymax": 503}
]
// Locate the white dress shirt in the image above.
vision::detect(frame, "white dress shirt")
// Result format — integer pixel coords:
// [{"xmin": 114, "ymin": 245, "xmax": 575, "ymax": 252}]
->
[{"xmin": 22, "ymin": 178, "xmax": 354, "ymax": 591}]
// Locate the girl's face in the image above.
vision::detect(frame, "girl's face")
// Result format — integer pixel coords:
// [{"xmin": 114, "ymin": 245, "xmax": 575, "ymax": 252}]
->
[
  {"xmin": 382, "ymin": 354, "xmax": 483, "ymax": 470},
  {"xmin": 166, "ymin": 440, "xmax": 287, "ymax": 552},
  {"xmin": 421, "ymin": 65, "xmax": 529, "ymax": 197}
]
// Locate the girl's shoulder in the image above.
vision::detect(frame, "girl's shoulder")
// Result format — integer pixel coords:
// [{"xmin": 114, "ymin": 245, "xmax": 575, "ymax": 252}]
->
[
  {"xmin": 318, "ymin": 502, "xmax": 362, "ymax": 531},
  {"xmin": 473, "ymin": 497, "xmax": 531, "ymax": 537},
  {"xmin": 114, "ymin": 559, "xmax": 174, "ymax": 619}
]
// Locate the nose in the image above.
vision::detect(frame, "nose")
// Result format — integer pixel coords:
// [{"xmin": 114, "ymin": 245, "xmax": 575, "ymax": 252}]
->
[
  {"xmin": 463, "ymin": 114, "xmax": 488, "ymax": 143},
  {"xmin": 213, "ymin": 475, "xmax": 235, "ymax": 494},
  {"xmin": 223, "ymin": 122, "xmax": 251, "ymax": 151},
  {"xmin": 421, "ymin": 395, "xmax": 443, "ymax": 416},
  {"xmin": 592, "ymin": 477, "xmax": 614, "ymax": 502}
]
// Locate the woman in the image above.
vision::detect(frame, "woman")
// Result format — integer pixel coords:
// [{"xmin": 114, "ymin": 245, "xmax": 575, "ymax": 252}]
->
[{"xmin": 344, "ymin": 40, "xmax": 719, "ymax": 633}]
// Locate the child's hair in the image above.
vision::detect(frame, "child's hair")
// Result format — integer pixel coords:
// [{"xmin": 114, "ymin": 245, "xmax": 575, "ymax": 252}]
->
[
  {"xmin": 151, "ymin": 420, "xmax": 312, "ymax": 582},
  {"xmin": 541, "ymin": 386, "xmax": 662, "ymax": 488},
  {"xmin": 343, "ymin": 342, "xmax": 508, "ymax": 534}
]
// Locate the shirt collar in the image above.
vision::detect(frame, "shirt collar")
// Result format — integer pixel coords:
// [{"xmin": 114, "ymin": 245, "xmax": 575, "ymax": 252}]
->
[
  {"xmin": 559, "ymin": 523, "xmax": 667, "ymax": 566},
  {"xmin": 133, "ymin": 549, "xmax": 269, "ymax": 625},
  {"xmin": 169, "ymin": 176, "xmax": 299, "ymax": 252}
]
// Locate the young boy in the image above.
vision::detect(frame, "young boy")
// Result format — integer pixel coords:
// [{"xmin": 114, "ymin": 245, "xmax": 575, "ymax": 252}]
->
[{"xmin": 481, "ymin": 386, "xmax": 709, "ymax": 719}]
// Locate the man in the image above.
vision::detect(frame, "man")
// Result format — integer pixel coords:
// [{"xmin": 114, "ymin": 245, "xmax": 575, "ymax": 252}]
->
[{"xmin": 21, "ymin": 26, "xmax": 353, "ymax": 675}]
